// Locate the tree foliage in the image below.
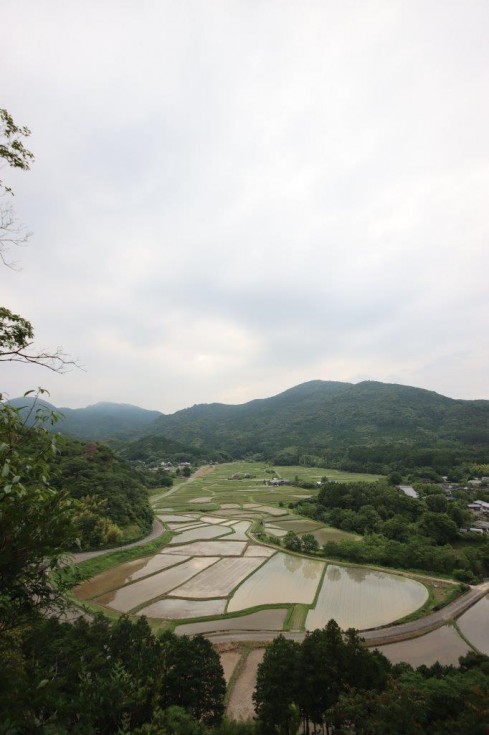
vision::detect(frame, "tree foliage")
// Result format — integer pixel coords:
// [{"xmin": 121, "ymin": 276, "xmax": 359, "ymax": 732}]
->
[
  {"xmin": 160, "ymin": 632, "xmax": 226, "ymax": 726},
  {"xmin": 48, "ymin": 435, "xmax": 154, "ymax": 548},
  {"xmin": 254, "ymin": 627, "xmax": 489, "ymax": 735},
  {"xmin": 253, "ymin": 635, "xmax": 301, "ymax": 735},
  {"xmin": 0, "ymin": 615, "xmax": 227, "ymax": 734},
  {"xmin": 0, "ymin": 107, "xmax": 34, "ymax": 192},
  {"xmin": 0, "ymin": 396, "xmax": 77, "ymax": 633},
  {"xmin": 296, "ymin": 480, "xmax": 489, "ymax": 578},
  {"xmin": 254, "ymin": 621, "xmax": 390, "ymax": 734},
  {"xmin": 0, "ymin": 107, "xmax": 34, "ymax": 270}
]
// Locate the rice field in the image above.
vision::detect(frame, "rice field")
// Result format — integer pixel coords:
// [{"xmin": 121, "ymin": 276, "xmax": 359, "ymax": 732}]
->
[
  {"xmin": 226, "ymin": 649, "xmax": 266, "ymax": 722},
  {"xmin": 75, "ymin": 554, "xmax": 191, "ymax": 600},
  {"xmin": 168, "ymin": 525, "xmax": 233, "ymax": 544},
  {"xmin": 243, "ymin": 545, "xmax": 276, "ymax": 557},
  {"xmin": 456, "ymin": 595, "xmax": 489, "ymax": 654},
  {"xmin": 157, "ymin": 514, "xmax": 197, "ymax": 523},
  {"xmin": 137, "ymin": 597, "xmax": 227, "ymax": 619},
  {"xmin": 152, "ymin": 461, "xmax": 382, "ymax": 516},
  {"xmin": 311, "ymin": 527, "xmax": 362, "ymax": 545},
  {"xmin": 94, "ymin": 557, "xmax": 219, "ymax": 612},
  {"xmin": 272, "ymin": 519, "xmax": 323, "ymax": 533},
  {"xmin": 164, "ymin": 540, "xmax": 247, "ymax": 556},
  {"xmin": 169, "ymin": 557, "xmax": 264, "ymax": 598},
  {"xmin": 220, "ymin": 650, "xmax": 242, "ymax": 684},
  {"xmin": 306, "ymin": 564, "xmax": 428, "ymax": 631},
  {"xmin": 200, "ymin": 516, "xmax": 228, "ymax": 524},
  {"xmin": 75, "ymin": 464, "xmax": 444, "ymax": 635},
  {"xmin": 227, "ymin": 520, "xmax": 252, "ymax": 540},
  {"xmin": 375, "ymin": 626, "xmax": 471, "ymax": 666},
  {"xmin": 175, "ymin": 608, "xmax": 288, "ymax": 636},
  {"xmin": 228, "ymin": 553, "xmax": 324, "ymax": 612}
]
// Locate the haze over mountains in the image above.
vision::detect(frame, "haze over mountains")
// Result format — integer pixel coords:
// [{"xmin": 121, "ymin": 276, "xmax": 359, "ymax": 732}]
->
[{"xmin": 11, "ymin": 381, "xmax": 489, "ymax": 467}]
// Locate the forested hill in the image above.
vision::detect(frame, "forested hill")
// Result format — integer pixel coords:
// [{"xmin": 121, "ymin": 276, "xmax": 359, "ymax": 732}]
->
[
  {"xmin": 10, "ymin": 381, "xmax": 489, "ymax": 471},
  {"xmin": 8, "ymin": 397, "xmax": 163, "ymax": 440},
  {"xmin": 142, "ymin": 380, "xmax": 489, "ymax": 467}
]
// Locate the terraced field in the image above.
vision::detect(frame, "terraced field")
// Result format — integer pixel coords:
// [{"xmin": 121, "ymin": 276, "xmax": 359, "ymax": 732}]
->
[
  {"xmin": 74, "ymin": 462, "xmax": 488, "ymax": 723},
  {"xmin": 75, "ymin": 462, "xmax": 434, "ymax": 634}
]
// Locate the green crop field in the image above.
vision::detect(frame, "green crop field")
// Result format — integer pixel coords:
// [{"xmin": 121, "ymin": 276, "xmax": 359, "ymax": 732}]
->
[{"xmin": 152, "ymin": 462, "xmax": 383, "ymax": 514}]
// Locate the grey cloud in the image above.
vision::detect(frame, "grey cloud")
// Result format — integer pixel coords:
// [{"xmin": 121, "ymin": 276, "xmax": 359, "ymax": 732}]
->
[{"xmin": 1, "ymin": 0, "xmax": 488, "ymax": 410}]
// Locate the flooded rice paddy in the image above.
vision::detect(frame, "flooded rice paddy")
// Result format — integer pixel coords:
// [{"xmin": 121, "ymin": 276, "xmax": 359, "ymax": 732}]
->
[
  {"xmin": 175, "ymin": 608, "xmax": 288, "ymax": 636},
  {"xmin": 306, "ymin": 565, "xmax": 428, "ymax": 631},
  {"xmin": 137, "ymin": 597, "xmax": 227, "ymax": 619},
  {"xmin": 146, "ymin": 467, "xmax": 489, "ymax": 698},
  {"xmin": 166, "ymin": 521, "xmax": 204, "ymax": 531},
  {"xmin": 95, "ymin": 557, "xmax": 218, "ymax": 612},
  {"xmin": 200, "ymin": 516, "xmax": 228, "ymax": 524},
  {"xmin": 456, "ymin": 595, "xmax": 489, "ymax": 654},
  {"xmin": 375, "ymin": 625, "xmax": 471, "ymax": 666},
  {"xmin": 228, "ymin": 553, "xmax": 324, "ymax": 612},
  {"xmin": 168, "ymin": 525, "xmax": 232, "ymax": 544},
  {"xmin": 157, "ymin": 514, "xmax": 197, "ymax": 523},
  {"xmin": 77, "ymin": 499, "xmax": 434, "ymax": 635},
  {"xmin": 227, "ymin": 520, "xmax": 252, "ymax": 540},
  {"xmin": 75, "ymin": 554, "xmax": 190, "ymax": 600},
  {"xmin": 169, "ymin": 557, "xmax": 264, "ymax": 598},
  {"xmin": 165, "ymin": 540, "xmax": 246, "ymax": 556},
  {"xmin": 243, "ymin": 545, "xmax": 276, "ymax": 557}
]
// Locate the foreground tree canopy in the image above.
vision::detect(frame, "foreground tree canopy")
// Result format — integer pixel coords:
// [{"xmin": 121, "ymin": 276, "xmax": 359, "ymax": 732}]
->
[
  {"xmin": 0, "ymin": 615, "xmax": 227, "ymax": 734},
  {"xmin": 253, "ymin": 622, "xmax": 489, "ymax": 735},
  {"xmin": 0, "ymin": 398, "xmax": 77, "ymax": 633}
]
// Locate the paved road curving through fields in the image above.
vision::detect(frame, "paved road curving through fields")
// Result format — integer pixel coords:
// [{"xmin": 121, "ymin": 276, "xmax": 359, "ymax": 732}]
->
[
  {"xmin": 71, "ymin": 518, "xmax": 166, "ymax": 563},
  {"xmin": 70, "ymin": 466, "xmax": 215, "ymax": 563}
]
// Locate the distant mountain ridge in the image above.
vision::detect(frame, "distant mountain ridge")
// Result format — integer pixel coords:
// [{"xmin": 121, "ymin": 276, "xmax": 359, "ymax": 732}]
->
[
  {"xmin": 8, "ymin": 381, "xmax": 489, "ymax": 469},
  {"xmin": 144, "ymin": 380, "xmax": 489, "ymax": 457},
  {"xmin": 7, "ymin": 397, "xmax": 163, "ymax": 441}
]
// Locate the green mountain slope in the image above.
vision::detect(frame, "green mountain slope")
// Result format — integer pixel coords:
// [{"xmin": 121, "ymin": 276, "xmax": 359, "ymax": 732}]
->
[
  {"xmin": 8, "ymin": 397, "xmax": 163, "ymax": 440},
  {"xmin": 10, "ymin": 381, "xmax": 489, "ymax": 472},
  {"xmin": 142, "ymin": 380, "xmax": 489, "ymax": 464}
]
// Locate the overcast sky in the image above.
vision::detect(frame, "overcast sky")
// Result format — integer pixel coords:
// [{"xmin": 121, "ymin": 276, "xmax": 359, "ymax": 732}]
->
[{"xmin": 2, "ymin": 0, "xmax": 488, "ymax": 412}]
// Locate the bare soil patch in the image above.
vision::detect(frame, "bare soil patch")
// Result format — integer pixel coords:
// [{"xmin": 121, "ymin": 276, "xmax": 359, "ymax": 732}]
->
[
  {"xmin": 220, "ymin": 650, "xmax": 242, "ymax": 684},
  {"xmin": 226, "ymin": 648, "xmax": 265, "ymax": 721},
  {"xmin": 194, "ymin": 465, "xmax": 216, "ymax": 478}
]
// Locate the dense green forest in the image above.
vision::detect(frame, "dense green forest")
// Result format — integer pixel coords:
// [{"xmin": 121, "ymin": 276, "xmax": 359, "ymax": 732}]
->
[
  {"xmin": 0, "ymin": 615, "xmax": 229, "ymax": 734},
  {"xmin": 117, "ymin": 433, "xmax": 223, "ymax": 465},
  {"xmin": 8, "ymin": 396, "xmax": 163, "ymax": 441},
  {"xmin": 141, "ymin": 381, "xmax": 489, "ymax": 467},
  {"xmin": 14, "ymin": 381, "xmax": 489, "ymax": 475},
  {"xmin": 50, "ymin": 436, "xmax": 154, "ymax": 549},
  {"xmin": 291, "ymin": 480, "xmax": 489, "ymax": 580},
  {"xmin": 2, "ymin": 404, "xmax": 154, "ymax": 550}
]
